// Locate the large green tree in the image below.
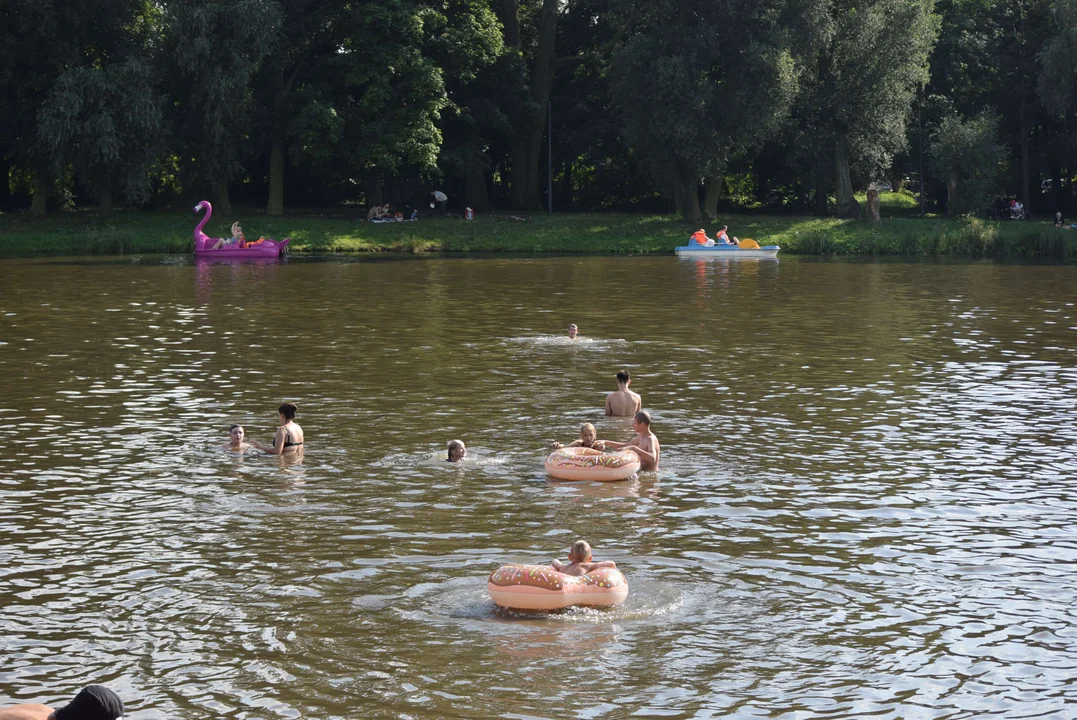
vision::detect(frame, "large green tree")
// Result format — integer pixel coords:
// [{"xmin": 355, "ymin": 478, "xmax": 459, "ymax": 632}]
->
[
  {"xmin": 609, "ymin": 0, "xmax": 819, "ymax": 221},
  {"xmin": 163, "ymin": 0, "xmax": 281, "ymax": 214},
  {"xmin": 32, "ymin": 1, "xmax": 167, "ymax": 212},
  {"xmin": 802, "ymin": 0, "xmax": 939, "ymax": 217}
]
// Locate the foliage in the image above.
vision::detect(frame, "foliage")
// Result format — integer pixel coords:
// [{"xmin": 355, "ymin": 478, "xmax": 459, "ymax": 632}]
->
[
  {"xmin": 930, "ymin": 112, "xmax": 1009, "ymax": 215},
  {"xmin": 3, "ymin": 207, "xmax": 1072, "ymax": 259},
  {"xmin": 609, "ymin": 0, "xmax": 810, "ymax": 220},
  {"xmin": 37, "ymin": 58, "xmax": 166, "ymax": 207}
]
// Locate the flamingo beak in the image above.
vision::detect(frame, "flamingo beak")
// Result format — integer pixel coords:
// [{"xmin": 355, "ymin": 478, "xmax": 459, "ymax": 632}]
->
[{"xmin": 193, "ymin": 203, "xmax": 201, "ymax": 213}]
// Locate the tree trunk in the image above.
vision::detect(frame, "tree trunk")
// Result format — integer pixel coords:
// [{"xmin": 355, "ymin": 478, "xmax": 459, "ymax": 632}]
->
[
  {"xmin": 508, "ymin": 0, "xmax": 559, "ymax": 210},
  {"xmin": 464, "ymin": 162, "xmax": 490, "ymax": 212},
  {"xmin": 675, "ymin": 167, "xmax": 701, "ymax": 222},
  {"xmin": 266, "ymin": 69, "xmax": 287, "ymax": 217},
  {"xmin": 215, "ymin": 177, "xmax": 233, "ymax": 217},
  {"xmin": 866, "ymin": 187, "xmax": 881, "ymax": 223},
  {"xmin": 99, "ymin": 184, "xmax": 114, "ymax": 214},
  {"xmin": 364, "ymin": 174, "xmax": 383, "ymax": 206},
  {"xmin": 0, "ymin": 154, "xmax": 11, "ymax": 209},
  {"xmin": 813, "ymin": 158, "xmax": 828, "ymax": 216},
  {"xmin": 499, "ymin": 0, "xmax": 520, "ymax": 47},
  {"xmin": 31, "ymin": 168, "xmax": 47, "ymax": 216},
  {"xmin": 1051, "ymin": 162, "xmax": 1064, "ymax": 214},
  {"xmin": 1019, "ymin": 94, "xmax": 1031, "ymax": 212},
  {"xmin": 703, "ymin": 175, "xmax": 723, "ymax": 219},
  {"xmin": 833, "ymin": 133, "xmax": 860, "ymax": 218},
  {"xmin": 946, "ymin": 170, "xmax": 958, "ymax": 217},
  {"xmin": 559, "ymin": 162, "xmax": 572, "ymax": 209}
]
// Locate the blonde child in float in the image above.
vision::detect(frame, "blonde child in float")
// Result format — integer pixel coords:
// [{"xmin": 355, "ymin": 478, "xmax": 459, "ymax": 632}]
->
[
  {"xmin": 551, "ymin": 540, "xmax": 617, "ymax": 577},
  {"xmin": 551, "ymin": 422, "xmax": 607, "ymax": 451}
]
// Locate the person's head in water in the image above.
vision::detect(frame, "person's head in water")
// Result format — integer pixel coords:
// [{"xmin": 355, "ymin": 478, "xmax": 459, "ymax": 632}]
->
[
  {"xmin": 568, "ymin": 540, "xmax": 593, "ymax": 564},
  {"xmin": 633, "ymin": 410, "xmax": 651, "ymax": 432},
  {"xmin": 616, "ymin": 369, "xmax": 631, "ymax": 388},
  {"xmin": 52, "ymin": 685, "xmax": 125, "ymax": 720},
  {"xmin": 278, "ymin": 402, "xmax": 298, "ymax": 423},
  {"xmin": 579, "ymin": 423, "xmax": 597, "ymax": 447},
  {"xmin": 228, "ymin": 424, "xmax": 245, "ymax": 446},
  {"xmin": 567, "ymin": 323, "xmax": 578, "ymax": 340},
  {"xmin": 447, "ymin": 439, "xmax": 466, "ymax": 462}
]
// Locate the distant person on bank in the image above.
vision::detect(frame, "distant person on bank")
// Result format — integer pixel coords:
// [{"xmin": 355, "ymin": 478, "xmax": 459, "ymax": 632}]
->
[
  {"xmin": 0, "ymin": 685, "xmax": 124, "ymax": 720},
  {"xmin": 431, "ymin": 190, "xmax": 448, "ymax": 216}
]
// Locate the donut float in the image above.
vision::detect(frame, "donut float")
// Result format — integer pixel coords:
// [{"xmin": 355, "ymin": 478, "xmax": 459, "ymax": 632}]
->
[
  {"xmin": 488, "ymin": 564, "xmax": 629, "ymax": 611},
  {"xmin": 545, "ymin": 447, "xmax": 640, "ymax": 482}
]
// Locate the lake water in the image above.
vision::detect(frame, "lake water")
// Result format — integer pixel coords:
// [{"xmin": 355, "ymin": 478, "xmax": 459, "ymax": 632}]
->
[{"xmin": 1, "ymin": 254, "xmax": 1076, "ymax": 718}]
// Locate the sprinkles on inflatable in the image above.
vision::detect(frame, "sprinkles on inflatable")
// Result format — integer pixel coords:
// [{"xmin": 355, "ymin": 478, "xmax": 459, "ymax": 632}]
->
[
  {"xmin": 487, "ymin": 563, "xmax": 629, "ymax": 611},
  {"xmin": 545, "ymin": 446, "xmax": 640, "ymax": 482}
]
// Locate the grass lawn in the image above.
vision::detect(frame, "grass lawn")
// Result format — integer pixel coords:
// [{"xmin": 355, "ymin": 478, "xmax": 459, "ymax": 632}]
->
[{"xmin": 0, "ymin": 199, "xmax": 1073, "ymax": 258}]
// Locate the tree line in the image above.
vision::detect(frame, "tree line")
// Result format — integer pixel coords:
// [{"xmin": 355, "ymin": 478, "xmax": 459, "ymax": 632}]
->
[{"xmin": 1, "ymin": 0, "xmax": 1074, "ymax": 221}]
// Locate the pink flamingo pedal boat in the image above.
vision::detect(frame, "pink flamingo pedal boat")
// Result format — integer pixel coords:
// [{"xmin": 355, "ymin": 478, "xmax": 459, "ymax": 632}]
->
[{"xmin": 192, "ymin": 201, "xmax": 290, "ymax": 258}]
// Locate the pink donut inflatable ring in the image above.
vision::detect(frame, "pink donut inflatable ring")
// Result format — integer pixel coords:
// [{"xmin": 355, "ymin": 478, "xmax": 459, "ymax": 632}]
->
[
  {"xmin": 488, "ymin": 564, "xmax": 629, "ymax": 611},
  {"xmin": 545, "ymin": 447, "xmax": 640, "ymax": 482}
]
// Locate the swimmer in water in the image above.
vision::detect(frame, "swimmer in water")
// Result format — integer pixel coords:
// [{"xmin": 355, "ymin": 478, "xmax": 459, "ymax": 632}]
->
[
  {"xmin": 603, "ymin": 410, "xmax": 660, "ymax": 471},
  {"xmin": 551, "ymin": 422, "xmax": 606, "ymax": 451},
  {"xmin": 605, "ymin": 369, "xmax": 642, "ymax": 417},
  {"xmin": 447, "ymin": 439, "xmax": 466, "ymax": 462},
  {"xmin": 0, "ymin": 685, "xmax": 124, "ymax": 720},
  {"xmin": 225, "ymin": 424, "xmax": 250, "ymax": 452},
  {"xmin": 551, "ymin": 540, "xmax": 617, "ymax": 577},
  {"xmin": 249, "ymin": 402, "xmax": 304, "ymax": 455},
  {"xmin": 567, "ymin": 323, "xmax": 579, "ymax": 340}
]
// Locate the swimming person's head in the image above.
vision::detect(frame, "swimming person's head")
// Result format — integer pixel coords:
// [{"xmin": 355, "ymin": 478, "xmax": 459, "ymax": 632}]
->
[
  {"xmin": 447, "ymin": 439, "xmax": 466, "ymax": 462},
  {"xmin": 51, "ymin": 685, "xmax": 124, "ymax": 720},
  {"xmin": 616, "ymin": 369, "xmax": 631, "ymax": 387},
  {"xmin": 568, "ymin": 540, "xmax": 592, "ymax": 564},
  {"xmin": 278, "ymin": 402, "xmax": 298, "ymax": 423},
  {"xmin": 633, "ymin": 410, "xmax": 651, "ymax": 432},
  {"xmin": 228, "ymin": 424, "xmax": 245, "ymax": 445},
  {"xmin": 568, "ymin": 323, "xmax": 578, "ymax": 339},
  {"xmin": 579, "ymin": 423, "xmax": 596, "ymax": 446}
]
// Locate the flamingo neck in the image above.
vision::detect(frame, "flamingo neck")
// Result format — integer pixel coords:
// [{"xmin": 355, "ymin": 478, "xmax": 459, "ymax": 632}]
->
[{"xmin": 195, "ymin": 202, "xmax": 213, "ymax": 235}]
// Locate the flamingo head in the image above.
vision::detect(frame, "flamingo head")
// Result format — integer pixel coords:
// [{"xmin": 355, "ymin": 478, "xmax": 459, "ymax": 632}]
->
[{"xmin": 193, "ymin": 201, "xmax": 204, "ymax": 213}]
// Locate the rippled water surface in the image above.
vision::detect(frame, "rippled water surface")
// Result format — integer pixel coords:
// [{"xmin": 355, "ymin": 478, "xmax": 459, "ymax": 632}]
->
[{"xmin": 2, "ymin": 254, "xmax": 1077, "ymax": 718}]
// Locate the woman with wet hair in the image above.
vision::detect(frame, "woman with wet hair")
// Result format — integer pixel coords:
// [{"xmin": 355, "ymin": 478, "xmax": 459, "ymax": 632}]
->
[{"xmin": 250, "ymin": 402, "xmax": 304, "ymax": 455}]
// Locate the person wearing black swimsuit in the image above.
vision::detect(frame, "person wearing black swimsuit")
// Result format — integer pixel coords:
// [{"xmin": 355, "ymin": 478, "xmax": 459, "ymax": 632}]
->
[{"xmin": 251, "ymin": 402, "xmax": 304, "ymax": 455}]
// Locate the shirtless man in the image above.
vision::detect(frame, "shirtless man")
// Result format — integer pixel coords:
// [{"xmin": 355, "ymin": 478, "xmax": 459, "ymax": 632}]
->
[
  {"xmin": 0, "ymin": 686, "xmax": 124, "ymax": 720},
  {"xmin": 551, "ymin": 540, "xmax": 617, "ymax": 577},
  {"xmin": 605, "ymin": 410, "xmax": 660, "ymax": 471},
  {"xmin": 605, "ymin": 370, "xmax": 642, "ymax": 417}
]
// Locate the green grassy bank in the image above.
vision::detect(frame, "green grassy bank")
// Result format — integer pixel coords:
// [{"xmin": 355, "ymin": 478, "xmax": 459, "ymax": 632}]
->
[{"xmin": 1, "ymin": 204, "xmax": 1074, "ymax": 258}]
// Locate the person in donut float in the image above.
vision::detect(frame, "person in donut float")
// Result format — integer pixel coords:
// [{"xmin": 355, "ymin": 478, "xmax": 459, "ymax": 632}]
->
[
  {"xmin": 551, "ymin": 540, "xmax": 617, "ymax": 577},
  {"xmin": 603, "ymin": 410, "xmax": 660, "ymax": 470},
  {"xmin": 551, "ymin": 422, "xmax": 607, "ymax": 451}
]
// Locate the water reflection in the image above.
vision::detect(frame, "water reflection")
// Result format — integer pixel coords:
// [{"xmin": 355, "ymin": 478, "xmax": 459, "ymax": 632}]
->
[{"xmin": 1, "ymin": 255, "xmax": 1076, "ymax": 718}]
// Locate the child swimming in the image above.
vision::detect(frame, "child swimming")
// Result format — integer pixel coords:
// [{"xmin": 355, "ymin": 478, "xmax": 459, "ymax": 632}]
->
[
  {"xmin": 447, "ymin": 439, "xmax": 467, "ymax": 462},
  {"xmin": 551, "ymin": 540, "xmax": 617, "ymax": 577},
  {"xmin": 224, "ymin": 424, "xmax": 250, "ymax": 452},
  {"xmin": 603, "ymin": 410, "xmax": 660, "ymax": 470},
  {"xmin": 551, "ymin": 422, "xmax": 606, "ymax": 451}
]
